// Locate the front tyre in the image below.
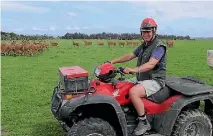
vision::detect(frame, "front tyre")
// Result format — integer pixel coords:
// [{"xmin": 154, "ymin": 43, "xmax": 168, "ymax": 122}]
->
[
  {"xmin": 67, "ymin": 117, "xmax": 117, "ymax": 136},
  {"xmin": 171, "ymin": 109, "xmax": 212, "ymax": 136}
]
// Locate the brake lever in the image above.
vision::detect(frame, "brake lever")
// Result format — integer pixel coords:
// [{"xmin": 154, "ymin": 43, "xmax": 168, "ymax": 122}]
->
[
  {"xmin": 129, "ymin": 72, "xmax": 134, "ymax": 75},
  {"xmin": 116, "ymin": 68, "xmax": 125, "ymax": 81},
  {"xmin": 119, "ymin": 67, "xmax": 135, "ymax": 75},
  {"xmin": 119, "ymin": 70, "xmax": 125, "ymax": 76},
  {"xmin": 118, "ymin": 67, "xmax": 125, "ymax": 76}
]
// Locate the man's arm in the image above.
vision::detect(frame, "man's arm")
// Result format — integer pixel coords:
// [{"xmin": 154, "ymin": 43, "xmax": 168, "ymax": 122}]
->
[
  {"xmin": 111, "ymin": 53, "xmax": 136, "ymax": 64},
  {"xmin": 136, "ymin": 46, "xmax": 165, "ymax": 73},
  {"xmin": 136, "ymin": 58, "xmax": 160, "ymax": 73},
  {"xmin": 110, "ymin": 45, "xmax": 142, "ymax": 64},
  {"xmin": 124, "ymin": 46, "xmax": 165, "ymax": 73}
]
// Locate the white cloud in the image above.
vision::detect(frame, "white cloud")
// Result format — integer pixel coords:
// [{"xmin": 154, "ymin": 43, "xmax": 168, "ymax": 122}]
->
[
  {"xmin": 131, "ymin": 1, "xmax": 213, "ymax": 21},
  {"xmin": 128, "ymin": 1, "xmax": 213, "ymax": 37},
  {"xmin": 32, "ymin": 26, "xmax": 56, "ymax": 31},
  {"xmin": 65, "ymin": 26, "xmax": 102, "ymax": 30},
  {"xmin": 67, "ymin": 12, "xmax": 77, "ymax": 16},
  {"xmin": 1, "ymin": 1, "xmax": 50, "ymax": 13},
  {"xmin": 82, "ymin": 27, "xmax": 90, "ymax": 29},
  {"xmin": 65, "ymin": 26, "xmax": 80, "ymax": 30},
  {"xmin": 49, "ymin": 26, "xmax": 56, "ymax": 31}
]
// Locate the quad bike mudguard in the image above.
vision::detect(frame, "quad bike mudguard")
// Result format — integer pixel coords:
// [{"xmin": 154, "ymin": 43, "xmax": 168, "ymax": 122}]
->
[
  {"xmin": 149, "ymin": 76, "xmax": 213, "ymax": 135},
  {"xmin": 152, "ymin": 93, "xmax": 213, "ymax": 136},
  {"xmin": 58, "ymin": 94, "xmax": 129, "ymax": 136},
  {"xmin": 165, "ymin": 75, "xmax": 213, "ymax": 95}
]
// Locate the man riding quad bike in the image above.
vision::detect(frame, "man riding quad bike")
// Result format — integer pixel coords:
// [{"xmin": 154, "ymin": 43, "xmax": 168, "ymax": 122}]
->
[
  {"xmin": 109, "ymin": 17, "xmax": 167, "ymax": 135},
  {"xmin": 50, "ymin": 18, "xmax": 213, "ymax": 136}
]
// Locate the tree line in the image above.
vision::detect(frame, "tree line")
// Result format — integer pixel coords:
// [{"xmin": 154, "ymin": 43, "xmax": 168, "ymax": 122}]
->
[
  {"xmin": 1, "ymin": 31, "xmax": 55, "ymax": 40},
  {"xmin": 61, "ymin": 32, "xmax": 191, "ymax": 40},
  {"xmin": 1, "ymin": 31, "xmax": 191, "ymax": 40}
]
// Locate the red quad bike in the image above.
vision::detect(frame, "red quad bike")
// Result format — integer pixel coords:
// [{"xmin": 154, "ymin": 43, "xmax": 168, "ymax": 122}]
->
[{"xmin": 51, "ymin": 63, "xmax": 213, "ymax": 136}]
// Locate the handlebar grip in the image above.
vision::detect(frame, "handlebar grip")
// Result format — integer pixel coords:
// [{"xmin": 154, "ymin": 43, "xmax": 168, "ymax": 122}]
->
[
  {"xmin": 119, "ymin": 67, "xmax": 134, "ymax": 75},
  {"xmin": 129, "ymin": 72, "xmax": 134, "ymax": 75},
  {"xmin": 118, "ymin": 67, "xmax": 124, "ymax": 71}
]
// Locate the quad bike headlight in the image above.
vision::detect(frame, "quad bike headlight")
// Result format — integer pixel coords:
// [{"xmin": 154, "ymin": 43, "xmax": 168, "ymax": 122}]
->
[{"xmin": 95, "ymin": 68, "xmax": 101, "ymax": 76}]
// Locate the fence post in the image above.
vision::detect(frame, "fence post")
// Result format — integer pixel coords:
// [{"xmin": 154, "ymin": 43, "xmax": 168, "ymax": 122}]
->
[{"xmin": 207, "ymin": 50, "xmax": 213, "ymax": 69}]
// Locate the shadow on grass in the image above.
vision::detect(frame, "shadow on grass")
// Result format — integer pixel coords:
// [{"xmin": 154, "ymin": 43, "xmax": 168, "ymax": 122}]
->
[{"xmin": 31, "ymin": 121, "xmax": 67, "ymax": 136}]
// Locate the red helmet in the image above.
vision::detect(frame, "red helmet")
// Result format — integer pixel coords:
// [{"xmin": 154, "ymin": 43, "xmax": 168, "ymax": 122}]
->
[{"xmin": 140, "ymin": 18, "xmax": 157, "ymax": 32}]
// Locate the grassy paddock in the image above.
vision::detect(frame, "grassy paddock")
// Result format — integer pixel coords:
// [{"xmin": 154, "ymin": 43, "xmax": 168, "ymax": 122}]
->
[{"xmin": 1, "ymin": 39, "xmax": 213, "ymax": 136}]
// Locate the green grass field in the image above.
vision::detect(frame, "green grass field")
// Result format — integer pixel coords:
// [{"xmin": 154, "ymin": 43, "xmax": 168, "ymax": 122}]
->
[{"xmin": 1, "ymin": 39, "xmax": 213, "ymax": 136}]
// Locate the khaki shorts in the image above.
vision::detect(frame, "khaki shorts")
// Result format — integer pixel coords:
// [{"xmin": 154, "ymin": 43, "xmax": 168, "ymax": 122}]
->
[{"xmin": 126, "ymin": 77, "xmax": 162, "ymax": 97}]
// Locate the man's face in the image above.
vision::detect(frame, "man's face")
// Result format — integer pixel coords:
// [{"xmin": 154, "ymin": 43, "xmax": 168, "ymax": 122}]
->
[{"xmin": 142, "ymin": 30, "xmax": 153, "ymax": 42}]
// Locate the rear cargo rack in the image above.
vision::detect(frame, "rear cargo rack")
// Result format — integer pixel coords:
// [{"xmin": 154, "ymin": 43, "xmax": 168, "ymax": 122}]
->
[{"xmin": 57, "ymin": 81, "xmax": 96, "ymax": 96}]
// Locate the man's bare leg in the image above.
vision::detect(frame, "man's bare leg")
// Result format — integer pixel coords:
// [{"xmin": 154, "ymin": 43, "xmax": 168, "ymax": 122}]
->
[
  {"xmin": 129, "ymin": 84, "xmax": 151, "ymax": 135},
  {"xmin": 129, "ymin": 84, "xmax": 146, "ymax": 115}
]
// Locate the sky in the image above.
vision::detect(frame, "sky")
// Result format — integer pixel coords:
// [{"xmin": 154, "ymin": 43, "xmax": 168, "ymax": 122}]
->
[{"xmin": 1, "ymin": 1, "xmax": 213, "ymax": 38}]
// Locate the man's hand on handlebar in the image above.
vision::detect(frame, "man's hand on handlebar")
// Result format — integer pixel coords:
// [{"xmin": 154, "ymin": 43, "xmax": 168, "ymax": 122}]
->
[
  {"xmin": 102, "ymin": 61, "xmax": 136, "ymax": 75},
  {"xmin": 122, "ymin": 67, "xmax": 136, "ymax": 75}
]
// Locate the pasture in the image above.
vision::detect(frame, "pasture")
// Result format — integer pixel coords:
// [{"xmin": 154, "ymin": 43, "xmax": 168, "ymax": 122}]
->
[{"xmin": 1, "ymin": 39, "xmax": 213, "ymax": 136}]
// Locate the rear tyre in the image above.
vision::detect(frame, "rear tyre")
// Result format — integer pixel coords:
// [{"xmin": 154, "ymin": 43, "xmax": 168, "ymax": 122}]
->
[
  {"xmin": 67, "ymin": 117, "xmax": 117, "ymax": 136},
  {"xmin": 171, "ymin": 109, "xmax": 212, "ymax": 136}
]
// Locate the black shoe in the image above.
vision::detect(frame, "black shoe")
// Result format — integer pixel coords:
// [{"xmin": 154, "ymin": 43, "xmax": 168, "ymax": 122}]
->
[{"xmin": 133, "ymin": 119, "xmax": 151, "ymax": 136}]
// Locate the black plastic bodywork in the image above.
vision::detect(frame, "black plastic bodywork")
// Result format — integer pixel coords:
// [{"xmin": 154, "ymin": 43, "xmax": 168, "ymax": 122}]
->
[
  {"xmin": 147, "ymin": 76, "xmax": 213, "ymax": 135},
  {"xmin": 147, "ymin": 86, "xmax": 172, "ymax": 103},
  {"xmin": 150, "ymin": 93, "xmax": 213, "ymax": 136},
  {"xmin": 165, "ymin": 76, "xmax": 213, "ymax": 95},
  {"xmin": 144, "ymin": 75, "xmax": 213, "ymax": 103},
  {"xmin": 51, "ymin": 75, "xmax": 213, "ymax": 136},
  {"xmin": 51, "ymin": 91, "xmax": 128, "ymax": 136}
]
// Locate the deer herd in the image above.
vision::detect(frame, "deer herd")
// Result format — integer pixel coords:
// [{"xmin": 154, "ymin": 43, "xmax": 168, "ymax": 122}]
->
[
  {"xmin": 1, "ymin": 39, "xmax": 174, "ymax": 56},
  {"xmin": 72, "ymin": 40, "xmax": 142, "ymax": 47},
  {"xmin": 1, "ymin": 40, "xmax": 58, "ymax": 56},
  {"xmin": 72, "ymin": 39, "xmax": 174, "ymax": 47}
]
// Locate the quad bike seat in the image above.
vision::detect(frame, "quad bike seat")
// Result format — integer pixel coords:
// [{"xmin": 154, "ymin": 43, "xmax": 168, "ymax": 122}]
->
[
  {"xmin": 146, "ymin": 75, "xmax": 213, "ymax": 103},
  {"xmin": 147, "ymin": 86, "xmax": 173, "ymax": 103}
]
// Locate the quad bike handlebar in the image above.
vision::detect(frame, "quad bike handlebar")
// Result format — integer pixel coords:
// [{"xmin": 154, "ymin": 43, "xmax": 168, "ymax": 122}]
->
[
  {"xmin": 111, "ymin": 67, "xmax": 135, "ymax": 82},
  {"xmin": 95, "ymin": 62, "xmax": 135, "ymax": 82},
  {"xmin": 103, "ymin": 61, "xmax": 135, "ymax": 75},
  {"xmin": 116, "ymin": 67, "xmax": 135, "ymax": 75}
]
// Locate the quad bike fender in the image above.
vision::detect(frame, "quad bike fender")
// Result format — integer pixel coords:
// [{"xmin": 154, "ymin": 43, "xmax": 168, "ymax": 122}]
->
[
  {"xmin": 59, "ymin": 94, "xmax": 128, "ymax": 136},
  {"xmin": 155, "ymin": 93, "xmax": 213, "ymax": 136}
]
